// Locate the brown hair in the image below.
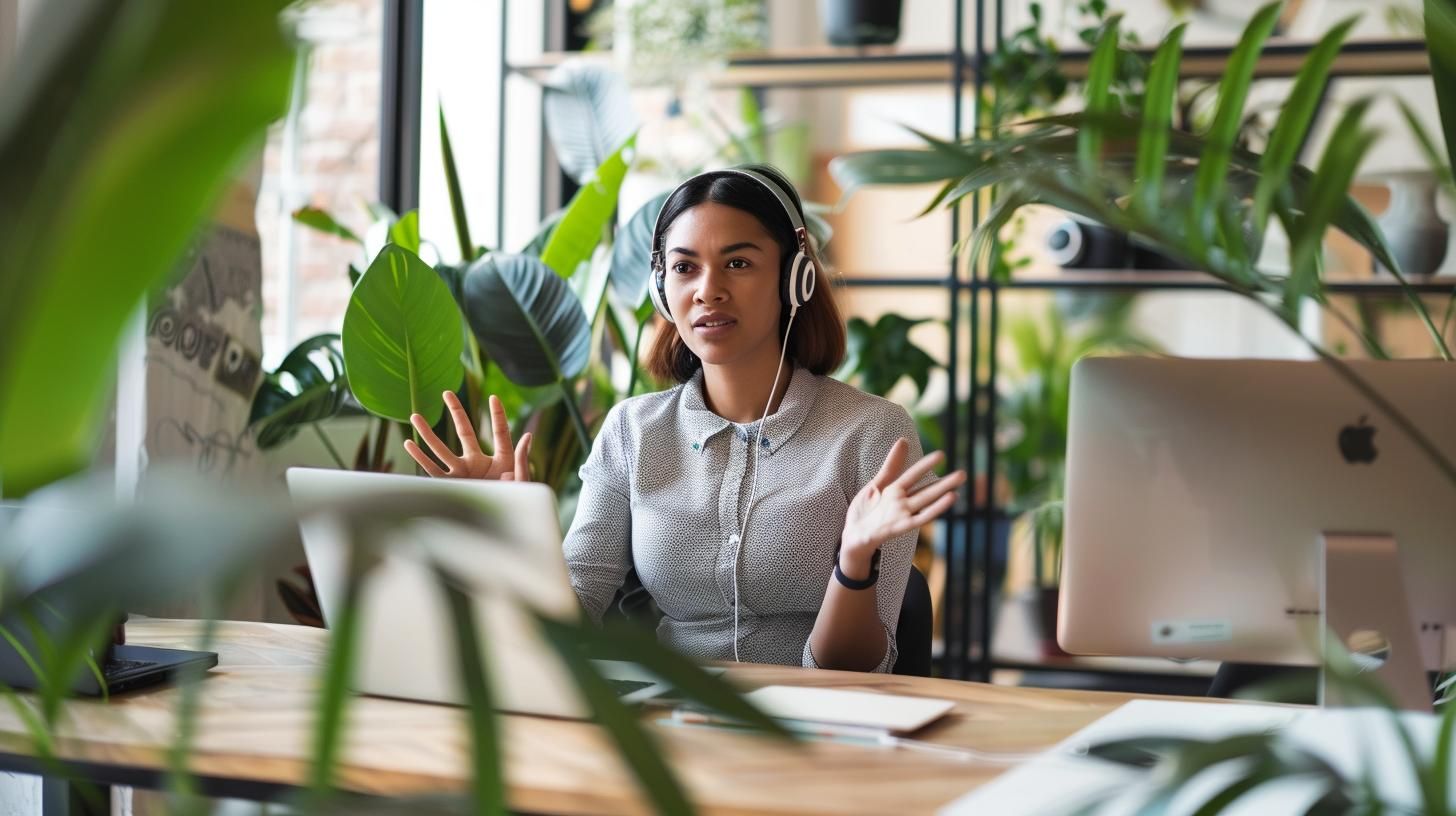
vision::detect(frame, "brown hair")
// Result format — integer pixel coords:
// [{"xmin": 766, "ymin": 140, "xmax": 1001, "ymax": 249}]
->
[{"xmin": 644, "ymin": 165, "xmax": 846, "ymax": 384}]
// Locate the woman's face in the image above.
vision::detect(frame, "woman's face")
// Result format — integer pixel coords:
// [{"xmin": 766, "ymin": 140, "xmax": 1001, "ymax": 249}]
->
[{"xmin": 661, "ymin": 201, "xmax": 785, "ymax": 369}]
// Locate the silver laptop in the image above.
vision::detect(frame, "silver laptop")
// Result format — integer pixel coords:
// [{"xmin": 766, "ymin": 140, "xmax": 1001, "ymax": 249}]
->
[{"xmin": 286, "ymin": 467, "xmax": 677, "ymax": 717}]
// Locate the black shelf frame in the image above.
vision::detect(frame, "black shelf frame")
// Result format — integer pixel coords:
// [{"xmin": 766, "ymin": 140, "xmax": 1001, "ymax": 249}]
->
[
  {"xmin": 466, "ymin": 3, "xmax": 1440, "ymax": 685},
  {"xmin": 835, "ymin": 274, "xmax": 1456, "ymax": 295}
]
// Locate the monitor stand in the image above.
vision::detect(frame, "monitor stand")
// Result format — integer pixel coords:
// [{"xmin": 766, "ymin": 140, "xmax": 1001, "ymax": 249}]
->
[{"xmin": 1319, "ymin": 532, "xmax": 1431, "ymax": 712}]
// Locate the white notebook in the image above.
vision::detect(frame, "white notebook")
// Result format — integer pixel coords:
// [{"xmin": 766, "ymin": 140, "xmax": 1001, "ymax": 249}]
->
[{"xmin": 742, "ymin": 685, "xmax": 956, "ymax": 735}]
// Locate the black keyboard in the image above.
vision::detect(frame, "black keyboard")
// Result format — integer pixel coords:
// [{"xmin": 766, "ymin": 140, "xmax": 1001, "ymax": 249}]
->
[
  {"xmin": 105, "ymin": 657, "xmax": 159, "ymax": 679},
  {"xmin": 607, "ymin": 678, "xmax": 656, "ymax": 696}
]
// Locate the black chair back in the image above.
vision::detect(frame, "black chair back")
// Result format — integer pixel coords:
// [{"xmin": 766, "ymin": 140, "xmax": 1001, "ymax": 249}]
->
[{"xmin": 892, "ymin": 565, "xmax": 933, "ymax": 676}]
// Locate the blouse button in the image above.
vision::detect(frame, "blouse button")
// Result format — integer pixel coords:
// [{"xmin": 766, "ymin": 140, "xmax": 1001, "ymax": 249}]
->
[{"xmin": 691, "ymin": 442, "xmax": 700, "ymax": 451}]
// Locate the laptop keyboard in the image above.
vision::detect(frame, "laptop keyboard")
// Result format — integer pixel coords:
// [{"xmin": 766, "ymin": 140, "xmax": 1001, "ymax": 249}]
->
[
  {"xmin": 607, "ymin": 679, "xmax": 656, "ymax": 697},
  {"xmin": 105, "ymin": 657, "xmax": 159, "ymax": 678}
]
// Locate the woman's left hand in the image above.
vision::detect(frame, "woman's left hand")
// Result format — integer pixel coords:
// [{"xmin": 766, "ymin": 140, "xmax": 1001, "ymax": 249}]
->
[{"xmin": 840, "ymin": 438, "xmax": 967, "ymax": 567}]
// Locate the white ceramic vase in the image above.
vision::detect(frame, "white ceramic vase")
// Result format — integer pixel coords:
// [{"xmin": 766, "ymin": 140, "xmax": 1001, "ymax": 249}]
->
[{"xmin": 1372, "ymin": 170, "xmax": 1450, "ymax": 278}]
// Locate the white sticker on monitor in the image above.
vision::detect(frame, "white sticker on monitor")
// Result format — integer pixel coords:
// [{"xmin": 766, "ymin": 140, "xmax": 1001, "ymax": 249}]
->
[{"xmin": 1151, "ymin": 619, "xmax": 1233, "ymax": 645}]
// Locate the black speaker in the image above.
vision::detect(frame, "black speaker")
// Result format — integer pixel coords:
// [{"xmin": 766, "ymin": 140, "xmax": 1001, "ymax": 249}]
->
[{"xmin": 1045, "ymin": 218, "xmax": 1128, "ymax": 269}]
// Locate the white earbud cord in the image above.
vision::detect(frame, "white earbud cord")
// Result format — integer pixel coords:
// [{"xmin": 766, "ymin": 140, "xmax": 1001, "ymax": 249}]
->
[{"xmin": 732, "ymin": 307, "xmax": 799, "ymax": 662}]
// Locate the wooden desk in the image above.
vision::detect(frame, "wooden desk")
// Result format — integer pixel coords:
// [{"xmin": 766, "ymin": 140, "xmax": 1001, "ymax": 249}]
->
[{"xmin": 0, "ymin": 619, "xmax": 1209, "ymax": 815}]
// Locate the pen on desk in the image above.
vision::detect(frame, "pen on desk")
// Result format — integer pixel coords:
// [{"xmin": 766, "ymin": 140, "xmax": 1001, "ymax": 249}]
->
[{"xmin": 662, "ymin": 712, "xmax": 886, "ymax": 747}]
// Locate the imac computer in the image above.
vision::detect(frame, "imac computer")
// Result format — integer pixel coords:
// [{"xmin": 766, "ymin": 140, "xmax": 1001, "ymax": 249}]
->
[{"xmin": 1058, "ymin": 356, "xmax": 1456, "ymax": 709}]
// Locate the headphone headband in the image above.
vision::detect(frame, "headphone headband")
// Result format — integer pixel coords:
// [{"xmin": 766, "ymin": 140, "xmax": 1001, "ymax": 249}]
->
[{"xmin": 650, "ymin": 167, "xmax": 809, "ymax": 269}]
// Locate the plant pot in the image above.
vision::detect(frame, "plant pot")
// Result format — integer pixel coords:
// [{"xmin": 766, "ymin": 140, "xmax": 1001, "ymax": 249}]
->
[
  {"xmin": 1018, "ymin": 585, "xmax": 1068, "ymax": 658},
  {"xmin": 1371, "ymin": 171, "xmax": 1450, "ymax": 278},
  {"xmin": 820, "ymin": 0, "xmax": 903, "ymax": 47}
]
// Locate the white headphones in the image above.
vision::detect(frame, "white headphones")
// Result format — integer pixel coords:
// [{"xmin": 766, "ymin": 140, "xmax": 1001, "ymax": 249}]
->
[{"xmin": 647, "ymin": 167, "xmax": 818, "ymax": 322}]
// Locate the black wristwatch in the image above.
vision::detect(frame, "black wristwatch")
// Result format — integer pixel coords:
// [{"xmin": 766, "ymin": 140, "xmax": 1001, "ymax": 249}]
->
[{"xmin": 834, "ymin": 548, "xmax": 881, "ymax": 590}]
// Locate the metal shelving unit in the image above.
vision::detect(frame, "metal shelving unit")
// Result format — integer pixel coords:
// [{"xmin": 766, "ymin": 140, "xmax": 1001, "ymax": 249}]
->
[{"xmin": 490, "ymin": 2, "xmax": 1438, "ymax": 684}]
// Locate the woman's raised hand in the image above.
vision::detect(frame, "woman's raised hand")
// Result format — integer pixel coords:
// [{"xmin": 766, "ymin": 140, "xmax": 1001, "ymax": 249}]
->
[
  {"xmin": 404, "ymin": 392, "xmax": 532, "ymax": 481},
  {"xmin": 840, "ymin": 438, "xmax": 966, "ymax": 559}
]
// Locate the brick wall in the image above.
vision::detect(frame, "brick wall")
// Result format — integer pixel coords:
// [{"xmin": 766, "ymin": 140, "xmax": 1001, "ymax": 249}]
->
[{"xmin": 257, "ymin": 0, "xmax": 383, "ymax": 362}]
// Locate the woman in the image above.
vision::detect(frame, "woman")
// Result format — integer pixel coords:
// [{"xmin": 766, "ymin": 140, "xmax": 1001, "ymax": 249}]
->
[{"xmin": 405, "ymin": 164, "xmax": 965, "ymax": 672}]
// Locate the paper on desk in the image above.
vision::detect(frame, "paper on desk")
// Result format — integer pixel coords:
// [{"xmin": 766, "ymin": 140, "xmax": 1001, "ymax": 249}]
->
[
  {"xmin": 936, "ymin": 700, "xmax": 1302, "ymax": 815},
  {"xmin": 942, "ymin": 699, "xmax": 1456, "ymax": 815}
]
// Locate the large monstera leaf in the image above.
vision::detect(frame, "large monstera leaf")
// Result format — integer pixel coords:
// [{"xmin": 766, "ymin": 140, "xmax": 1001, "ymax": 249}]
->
[{"xmin": 459, "ymin": 253, "xmax": 591, "ymax": 388}]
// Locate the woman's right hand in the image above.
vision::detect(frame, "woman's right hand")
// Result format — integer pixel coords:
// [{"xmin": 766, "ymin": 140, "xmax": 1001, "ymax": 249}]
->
[{"xmin": 404, "ymin": 392, "xmax": 532, "ymax": 481}]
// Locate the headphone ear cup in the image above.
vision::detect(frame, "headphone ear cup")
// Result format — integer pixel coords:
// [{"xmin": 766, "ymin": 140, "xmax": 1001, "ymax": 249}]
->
[
  {"xmin": 648, "ymin": 268, "xmax": 672, "ymax": 321},
  {"xmin": 782, "ymin": 251, "xmax": 816, "ymax": 311}
]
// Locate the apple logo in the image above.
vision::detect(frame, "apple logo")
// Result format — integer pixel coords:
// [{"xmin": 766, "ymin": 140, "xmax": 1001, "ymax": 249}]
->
[{"xmin": 1338, "ymin": 416, "xmax": 1377, "ymax": 464}]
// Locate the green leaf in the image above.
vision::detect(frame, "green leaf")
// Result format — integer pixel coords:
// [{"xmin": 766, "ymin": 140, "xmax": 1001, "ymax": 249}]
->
[
  {"xmin": 436, "ymin": 568, "xmax": 507, "ymax": 816},
  {"xmin": 535, "ymin": 615, "xmax": 694, "ymax": 815},
  {"xmin": 310, "ymin": 544, "xmax": 361, "ymax": 798},
  {"xmin": 837, "ymin": 314, "xmax": 940, "ymax": 401},
  {"xmin": 248, "ymin": 334, "xmax": 349, "ymax": 449},
  {"xmin": 1189, "ymin": 2, "xmax": 1281, "ymax": 243},
  {"xmin": 343, "ymin": 245, "xmax": 465, "ymax": 424},
  {"xmin": 1079, "ymin": 15, "xmax": 1123, "ymax": 172},
  {"xmin": 570, "ymin": 246, "xmax": 613, "ymax": 327},
  {"xmin": 294, "ymin": 206, "xmax": 364, "ymax": 245},
  {"xmin": 542, "ymin": 61, "xmax": 640, "ymax": 185},
  {"xmin": 1287, "ymin": 98, "xmax": 1378, "ymax": 315},
  {"xmin": 739, "ymin": 87, "xmax": 767, "ymax": 160},
  {"xmin": 1251, "ymin": 17, "xmax": 1357, "ymax": 238},
  {"xmin": 542, "ymin": 133, "xmax": 637, "ymax": 279},
  {"xmin": 0, "ymin": 0, "xmax": 297, "ymax": 496},
  {"xmin": 1396, "ymin": 97, "xmax": 1456, "ymax": 192},
  {"xmin": 1428, "ymin": 0, "xmax": 1456, "ymax": 179},
  {"xmin": 827, "ymin": 149, "xmax": 979, "ymax": 200},
  {"xmin": 389, "ymin": 210, "xmax": 422, "ymax": 255},
  {"xmin": 164, "ymin": 613, "xmax": 222, "ymax": 810},
  {"xmin": 460, "ymin": 253, "xmax": 591, "ymax": 387},
  {"xmin": 609, "ymin": 191, "xmax": 669, "ymax": 308},
  {"xmin": 1134, "ymin": 23, "xmax": 1186, "ymax": 215},
  {"xmin": 439, "ymin": 104, "xmax": 476, "ymax": 261},
  {"xmin": 1433, "ymin": 693, "xmax": 1456, "ymax": 812}
]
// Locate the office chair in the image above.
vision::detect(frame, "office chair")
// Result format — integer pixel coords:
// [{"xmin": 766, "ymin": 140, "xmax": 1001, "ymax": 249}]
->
[
  {"xmin": 608, "ymin": 566, "xmax": 934, "ymax": 675},
  {"xmin": 892, "ymin": 566, "xmax": 933, "ymax": 677}
]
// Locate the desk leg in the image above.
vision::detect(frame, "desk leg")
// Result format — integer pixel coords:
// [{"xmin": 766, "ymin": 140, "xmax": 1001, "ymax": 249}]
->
[{"xmin": 41, "ymin": 777, "xmax": 109, "ymax": 816}]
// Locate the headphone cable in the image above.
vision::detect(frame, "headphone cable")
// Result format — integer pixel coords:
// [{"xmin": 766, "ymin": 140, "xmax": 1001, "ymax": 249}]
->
[{"xmin": 732, "ymin": 307, "xmax": 799, "ymax": 662}]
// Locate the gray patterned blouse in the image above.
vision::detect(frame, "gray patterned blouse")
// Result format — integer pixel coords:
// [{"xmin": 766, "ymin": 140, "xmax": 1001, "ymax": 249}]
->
[{"xmin": 562, "ymin": 365, "xmax": 926, "ymax": 672}]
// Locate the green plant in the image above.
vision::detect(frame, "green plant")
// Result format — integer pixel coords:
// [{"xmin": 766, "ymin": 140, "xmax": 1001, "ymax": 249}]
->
[
  {"xmin": 583, "ymin": 0, "xmax": 767, "ymax": 86},
  {"xmin": 832, "ymin": 2, "xmax": 1456, "ymax": 491},
  {"xmin": 0, "ymin": 0, "xmax": 297, "ymax": 498},
  {"xmin": 986, "ymin": 1, "xmax": 1145, "ymax": 126},
  {"xmin": 837, "ymin": 314, "xmax": 942, "ymax": 404},
  {"xmin": 2, "ymin": 3, "xmax": 790, "ymax": 813},
  {"xmin": 999, "ymin": 296, "xmax": 1160, "ymax": 587},
  {"xmin": 255, "ymin": 104, "xmax": 650, "ymax": 492}
]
